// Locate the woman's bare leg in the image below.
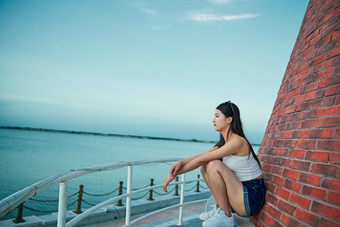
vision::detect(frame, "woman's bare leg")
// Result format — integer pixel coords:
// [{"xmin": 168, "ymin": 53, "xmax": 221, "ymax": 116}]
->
[
  {"xmin": 201, "ymin": 163, "xmax": 232, "ymax": 216},
  {"xmin": 200, "ymin": 164, "xmax": 221, "ymax": 209},
  {"xmin": 200, "ymin": 160, "xmax": 246, "ymax": 216}
]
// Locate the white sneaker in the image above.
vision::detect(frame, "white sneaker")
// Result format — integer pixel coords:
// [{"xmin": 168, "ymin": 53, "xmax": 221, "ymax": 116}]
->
[
  {"xmin": 202, "ymin": 208, "xmax": 235, "ymax": 227},
  {"xmin": 199, "ymin": 204, "xmax": 217, "ymax": 221}
]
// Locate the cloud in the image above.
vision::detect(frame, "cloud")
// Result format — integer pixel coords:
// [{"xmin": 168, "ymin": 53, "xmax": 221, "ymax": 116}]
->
[
  {"xmin": 189, "ymin": 13, "xmax": 258, "ymax": 22},
  {"xmin": 130, "ymin": 3, "xmax": 158, "ymax": 17},
  {"xmin": 139, "ymin": 8, "xmax": 157, "ymax": 17}
]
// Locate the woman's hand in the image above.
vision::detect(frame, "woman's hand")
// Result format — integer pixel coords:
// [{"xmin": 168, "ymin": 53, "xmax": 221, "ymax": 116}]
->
[
  {"xmin": 162, "ymin": 175, "xmax": 173, "ymax": 192},
  {"xmin": 163, "ymin": 161, "xmax": 183, "ymax": 192},
  {"xmin": 170, "ymin": 161, "xmax": 183, "ymax": 179}
]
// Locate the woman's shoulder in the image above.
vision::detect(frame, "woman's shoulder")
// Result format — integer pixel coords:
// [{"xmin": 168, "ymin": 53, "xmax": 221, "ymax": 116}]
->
[
  {"xmin": 230, "ymin": 135, "xmax": 250, "ymax": 155},
  {"xmin": 231, "ymin": 135, "xmax": 248, "ymax": 145},
  {"xmin": 222, "ymin": 135, "xmax": 248, "ymax": 150}
]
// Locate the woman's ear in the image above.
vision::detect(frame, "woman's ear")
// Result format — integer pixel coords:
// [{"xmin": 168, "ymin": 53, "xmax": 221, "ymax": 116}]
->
[{"xmin": 227, "ymin": 116, "xmax": 233, "ymax": 124}]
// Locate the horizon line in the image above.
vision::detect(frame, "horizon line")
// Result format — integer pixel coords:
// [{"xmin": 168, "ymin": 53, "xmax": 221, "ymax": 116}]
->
[{"xmin": 0, "ymin": 126, "xmax": 262, "ymax": 146}]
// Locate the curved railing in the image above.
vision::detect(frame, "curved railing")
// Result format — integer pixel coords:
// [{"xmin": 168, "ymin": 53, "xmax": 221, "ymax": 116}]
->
[{"xmin": 0, "ymin": 158, "xmax": 207, "ymax": 226}]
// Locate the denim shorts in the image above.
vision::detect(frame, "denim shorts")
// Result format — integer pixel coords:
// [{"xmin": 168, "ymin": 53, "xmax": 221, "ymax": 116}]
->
[{"xmin": 241, "ymin": 178, "xmax": 266, "ymax": 217}]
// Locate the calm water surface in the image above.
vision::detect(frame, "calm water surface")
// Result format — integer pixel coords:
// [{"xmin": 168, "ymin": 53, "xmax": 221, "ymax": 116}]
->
[{"xmin": 0, "ymin": 129, "xmax": 259, "ymax": 220}]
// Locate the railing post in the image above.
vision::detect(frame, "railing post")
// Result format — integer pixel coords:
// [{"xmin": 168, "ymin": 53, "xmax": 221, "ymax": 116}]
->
[
  {"xmin": 196, "ymin": 174, "xmax": 200, "ymax": 192},
  {"xmin": 13, "ymin": 202, "xmax": 24, "ymax": 223},
  {"xmin": 57, "ymin": 181, "xmax": 68, "ymax": 227},
  {"xmin": 147, "ymin": 178, "xmax": 154, "ymax": 201},
  {"xmin": 74, "ymin": 185, "xmax": 84, "ymax": 214},
  {"xmin": 125, "ymin": 165, "xmax": 132, "ymax": 226},
  {"xmin": 116, "ymin": 181, "xmax": 124, "ymax": 206},
  {"xmin": 174, "ymin": 177, "xmax": 179, "ymax": 196},
  {"xmin": 178, "ymin": 174, "xmax": 185, "ymax": 226}
]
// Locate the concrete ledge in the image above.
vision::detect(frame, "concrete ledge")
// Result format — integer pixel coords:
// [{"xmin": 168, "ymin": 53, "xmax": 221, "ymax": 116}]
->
[{"xmin": 0, "ymin": 216, "xmax": 42, "ymax": 227}]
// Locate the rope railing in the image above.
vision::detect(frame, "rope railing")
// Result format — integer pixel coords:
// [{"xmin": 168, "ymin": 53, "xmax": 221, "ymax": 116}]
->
[
  {"xmin": 10, "ymin": 174, "xmax": 207, "ymax": 223},
  {"xmin": 0, "ymin": 158, "xmax": 182, "ymax": 220},
  {"xmin": 200, "ymin": 184, "xmax": 209, "ymax": 189},
  {"xmin": 81, "ymin": 200, "xmax": 96, "ymax": 207},
  {"xmin": 131, "ymin": 191, "xmax": 150, "ymax": 200},
  {"xmin": 122, "ymin": 183, "xmax": 150, "ymax": 191},
  {"xmin": 0, "ymin": 159, "xmax": 211, "ymax": 226},
  {"xmin": 153, "ymin": 186, "xmax": 177, "ymax": 195},
  {"xmin": 184, "ymin": 184, "xmax": 197, "ymax": 192},
  {"xmin": 12, "ymin": 191, "xmax": 81, "ymax": 220},
  {"xmin": 28, "ymin": 198, "xmax": 59, "ymax": 203},
  {"xmin": 22, "ymin": 199, "xmax": 78, "ymax": 214},
  {"xmin": 66, "ymin": 176, "xmax": 206, "ymax": 227},
  {"xmin": 28, "ymin": 191, "xmax": 79, "ymax": 203},
  {"xmin": 83, "ymin": 188, "xmax": 119, "ymax": 197}
]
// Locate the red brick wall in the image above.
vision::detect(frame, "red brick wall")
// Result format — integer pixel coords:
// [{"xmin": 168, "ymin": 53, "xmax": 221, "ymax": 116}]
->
[{"xmin": 252, "ymin": 0, "xmax": 340, "ymax": 226}]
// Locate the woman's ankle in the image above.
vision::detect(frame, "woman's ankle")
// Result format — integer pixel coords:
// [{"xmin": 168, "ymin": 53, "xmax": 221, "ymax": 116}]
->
[{"xmin": 219, "ymin": 207, "xmax": 232, "ymax": 217}]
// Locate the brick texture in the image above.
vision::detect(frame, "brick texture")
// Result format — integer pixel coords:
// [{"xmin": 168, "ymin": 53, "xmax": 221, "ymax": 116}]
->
[{"xmin": 252, "ymin": 0, "xmax": 340, "ymax": 226}]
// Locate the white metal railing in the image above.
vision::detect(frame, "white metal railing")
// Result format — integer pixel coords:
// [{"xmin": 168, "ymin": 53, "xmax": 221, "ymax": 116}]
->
[{"xmin": 0, "ymin": 158, "xmax": 207, "ymax": 226}]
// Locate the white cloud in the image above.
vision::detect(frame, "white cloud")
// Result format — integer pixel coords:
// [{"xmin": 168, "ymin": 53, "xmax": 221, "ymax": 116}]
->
[
  {"xmin": 130, "ymin": 3, "xmax": 158, "ymax": 17},
  {"xmin": 189, "ymin": 13, "xmax": 258, "ymax": 22},
  {"xmin": 140, "ymin": 8, "xmax": 157, "ymax": 17}
]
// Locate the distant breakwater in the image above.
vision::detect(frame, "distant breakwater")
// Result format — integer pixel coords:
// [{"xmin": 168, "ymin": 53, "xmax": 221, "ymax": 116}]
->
[{"xmin": 0, "ymin": 126, "xmax": 218, "ymax": 144}]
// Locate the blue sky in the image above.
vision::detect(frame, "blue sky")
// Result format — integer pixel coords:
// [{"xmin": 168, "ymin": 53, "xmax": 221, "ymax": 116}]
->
[{"xmin": 0, "ymin": 0, "xmax": 309, "ymax": 144}]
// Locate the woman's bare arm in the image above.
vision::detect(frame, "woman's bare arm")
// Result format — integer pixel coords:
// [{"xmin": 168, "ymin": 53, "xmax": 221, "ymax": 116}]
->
[
  {"xmin": 169, "ymin": 146, "xmax": 218, "ymax": 178},
  {"xmin": 163, "ymin": 138, "xmax": 245, "ymax": 191},
  {"xmin": 179, "ymin": 146, "xmax": 218, "ymax": 165}
]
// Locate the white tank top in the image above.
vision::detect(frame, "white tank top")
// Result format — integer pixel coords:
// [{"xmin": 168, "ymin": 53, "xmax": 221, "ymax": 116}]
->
[{"xmin": 222, "ymin": 153, "xmax": 262, "ymax": 181}]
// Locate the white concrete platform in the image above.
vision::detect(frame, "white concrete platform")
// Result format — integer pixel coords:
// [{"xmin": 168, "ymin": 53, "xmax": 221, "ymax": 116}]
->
[{"xmin": 97, "ymin": 201, "xmax": 254, "ymax": 227}]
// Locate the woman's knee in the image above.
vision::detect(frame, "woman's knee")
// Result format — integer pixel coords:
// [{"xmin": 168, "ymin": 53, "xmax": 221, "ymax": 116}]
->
[
  {"xmin": 200, "ymin": 164, "xmax": 206, "ymax": 174},
  {"xmin": 205, "ymin": 160, "xmax": 223, "ymax": 172}
]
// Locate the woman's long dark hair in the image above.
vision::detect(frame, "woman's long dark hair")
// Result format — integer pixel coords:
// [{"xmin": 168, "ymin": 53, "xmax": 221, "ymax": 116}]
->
[{"xmin": 214, "ymin": 101, "xmax": 261, "ymax": 168}]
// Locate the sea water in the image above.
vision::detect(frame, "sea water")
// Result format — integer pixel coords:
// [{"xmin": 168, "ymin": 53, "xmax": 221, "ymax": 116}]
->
[{"xmin": 0, "ymin": 129, "xmax": 259, "ymax": 220}]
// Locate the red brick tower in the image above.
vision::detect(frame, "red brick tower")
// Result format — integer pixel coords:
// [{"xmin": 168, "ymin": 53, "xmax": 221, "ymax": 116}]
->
[{"xmin": 252, "ymin": 0, "xmax": 340, "ymax": 226}]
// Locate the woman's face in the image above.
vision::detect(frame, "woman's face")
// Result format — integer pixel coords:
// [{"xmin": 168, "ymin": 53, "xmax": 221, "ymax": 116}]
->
[{"xmin": 213, "ymin": 109, "xmax": 230, "ymax": 132}]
